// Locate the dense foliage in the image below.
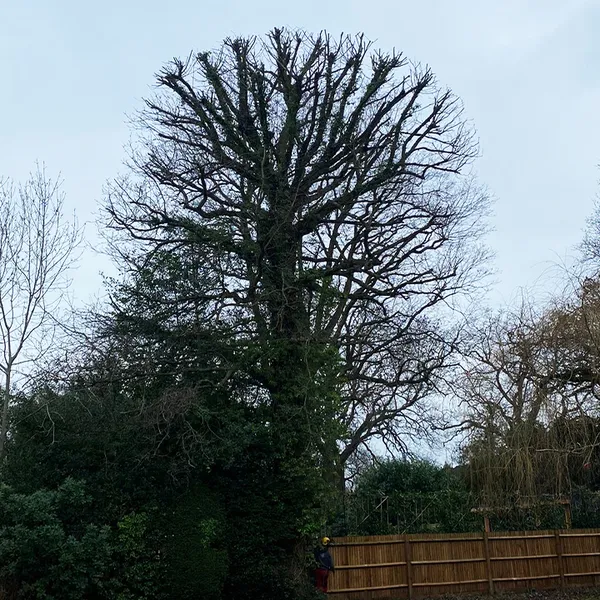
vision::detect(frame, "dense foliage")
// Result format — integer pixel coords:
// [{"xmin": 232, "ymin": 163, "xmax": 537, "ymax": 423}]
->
[
  {"xmin": 331, "ymin": 461, "xmax": 479, "ymax": 535},
  {"xmin": 0, "ymin": 479, "xmax": 162, "ymax": 600}
]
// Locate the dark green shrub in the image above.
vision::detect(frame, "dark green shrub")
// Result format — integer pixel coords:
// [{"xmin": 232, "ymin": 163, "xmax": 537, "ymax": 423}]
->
[{"xmin": 162, "ymin": 484, "xmax": 228, "ymax": 600}]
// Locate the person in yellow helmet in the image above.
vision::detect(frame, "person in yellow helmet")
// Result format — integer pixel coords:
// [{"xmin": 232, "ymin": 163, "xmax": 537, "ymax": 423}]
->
[{"xmin": 314, "ymin": 536, "xmax": 335, "ymax": 592}]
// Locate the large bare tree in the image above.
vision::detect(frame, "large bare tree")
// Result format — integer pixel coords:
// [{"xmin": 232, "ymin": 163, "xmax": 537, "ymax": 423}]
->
[
  {"xmin": 106, "ymin": 29, "xmax": 490, "ymax": 481},
  {"xmin": 0, "ymin": 168, "xmax": 80, "ymax": 463}
]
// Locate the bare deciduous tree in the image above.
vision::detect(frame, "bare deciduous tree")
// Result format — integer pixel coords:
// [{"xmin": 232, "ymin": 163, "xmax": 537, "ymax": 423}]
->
[
  {"xmin": 105, "ymin": 29, "xmax": 490, "ymax": 482},
  {"xmin": 0, "ymin": 168, "xmax": 81, "ymax": 463}
]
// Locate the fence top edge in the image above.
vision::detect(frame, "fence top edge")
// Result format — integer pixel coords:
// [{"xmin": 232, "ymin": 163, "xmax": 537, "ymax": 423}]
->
[{"xmin": 330, "ymin": 528, "xmax": 600, "ymax": 546}]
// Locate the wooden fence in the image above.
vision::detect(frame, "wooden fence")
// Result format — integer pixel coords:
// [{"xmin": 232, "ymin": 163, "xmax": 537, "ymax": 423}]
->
[{"xmin": 328, "ymin": 529, "xmax": 600, "ymax": 599}]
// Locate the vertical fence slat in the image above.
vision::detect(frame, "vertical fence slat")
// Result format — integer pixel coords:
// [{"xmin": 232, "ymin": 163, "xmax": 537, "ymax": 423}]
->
[
  {"xmin": 555, "ymin": 530, "xmax": 565, "ymax": 589},
  {"xmin": 483, "ymin": 531, "xmax": 494, "ymax": 595},
  {"xmin": 405, "ymin": 536, "xmax": 413, "ymax": 600}
]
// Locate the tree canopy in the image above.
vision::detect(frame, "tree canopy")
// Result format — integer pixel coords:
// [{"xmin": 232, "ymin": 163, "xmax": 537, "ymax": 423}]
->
[{"xmin": 106, "ymin": 28, "xmax": 489, "ymax": 480}]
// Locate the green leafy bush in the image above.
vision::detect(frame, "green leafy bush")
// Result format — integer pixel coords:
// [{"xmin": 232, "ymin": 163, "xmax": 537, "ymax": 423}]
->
[
  {"xmin": 334, "ymin": 460, "xmax": 480, "ymax": 535},
  {"xmin": 0, "ymin": 479, "xmax": 113, "ymax": 600},
  {"xmin": 0, "ymin": 480, "xmax": 164, "ymax": 600},
  {"xmin": 161, "ymin": 484, "xmax": 228, "ymax": 600}
]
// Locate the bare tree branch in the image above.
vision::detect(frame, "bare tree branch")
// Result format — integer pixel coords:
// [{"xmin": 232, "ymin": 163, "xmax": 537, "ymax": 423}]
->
[{"xmin": 0, "ymin": 167, "xmax": 81, "ymax": 463}]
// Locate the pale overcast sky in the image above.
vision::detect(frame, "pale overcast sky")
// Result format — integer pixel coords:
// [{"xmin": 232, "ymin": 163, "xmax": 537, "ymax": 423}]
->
[{"xmin": 2, "ymin": 0, "xmax": 599, "ymax": 307}]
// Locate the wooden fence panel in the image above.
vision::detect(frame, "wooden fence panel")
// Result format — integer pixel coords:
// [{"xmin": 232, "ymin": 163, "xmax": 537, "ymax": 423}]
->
[
  {"xmin": 559, "ymin": 530, "xmax": 600, "ymax": 588},
  {"xmin": 488, "ymin": 531, "xmax": 558, "ymax": 594},
  {"xmin": 409, "ymin": 534, "xmax": 487, "ymax": 598},
  {"xmin": 328, "ymin": 529, "xmax": 600, "ymax": 599},
  {"xmin": 329, "ymin": 535, "xmax": 408, "ymax": 597}
]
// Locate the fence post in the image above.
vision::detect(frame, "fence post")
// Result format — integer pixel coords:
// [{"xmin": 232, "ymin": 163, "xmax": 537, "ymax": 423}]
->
[
  {"xmin": 405, "ymin": 535, "xmax": 413, "ymax": 600},
  {"xmin": 555, "ymin": 530, "xmax": 565, "ymax": 589},
  {"xmin": 483, "ymin": 531, "xmax": 494, "ymax": 595}
]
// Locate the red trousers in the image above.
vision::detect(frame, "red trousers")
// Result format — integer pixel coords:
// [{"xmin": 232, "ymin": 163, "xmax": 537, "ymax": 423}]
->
[{"xmin": 315, "ymin": 568, "xmax": 330, "ymax": 592}]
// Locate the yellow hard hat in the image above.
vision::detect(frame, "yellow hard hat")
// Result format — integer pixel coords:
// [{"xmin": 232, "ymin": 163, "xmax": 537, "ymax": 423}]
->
[{"xmin": 321, "ymin": 536, "xmax": 331, "ymax": 546}]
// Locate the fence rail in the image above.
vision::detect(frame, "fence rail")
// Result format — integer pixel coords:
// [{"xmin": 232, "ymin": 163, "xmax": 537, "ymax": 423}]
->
[{"xmin": 328, "ymin": 529, "xmax": 600, "ymax": 599}]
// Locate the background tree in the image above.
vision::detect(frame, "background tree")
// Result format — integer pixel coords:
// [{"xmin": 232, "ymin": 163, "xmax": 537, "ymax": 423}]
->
[
  {"xmin": 457, "ymin": 287, "xmax": 600, "ymax": 512},
  {"xmin": 0, "ymin": 169, "xmax": 80, "ymax": 463}
]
